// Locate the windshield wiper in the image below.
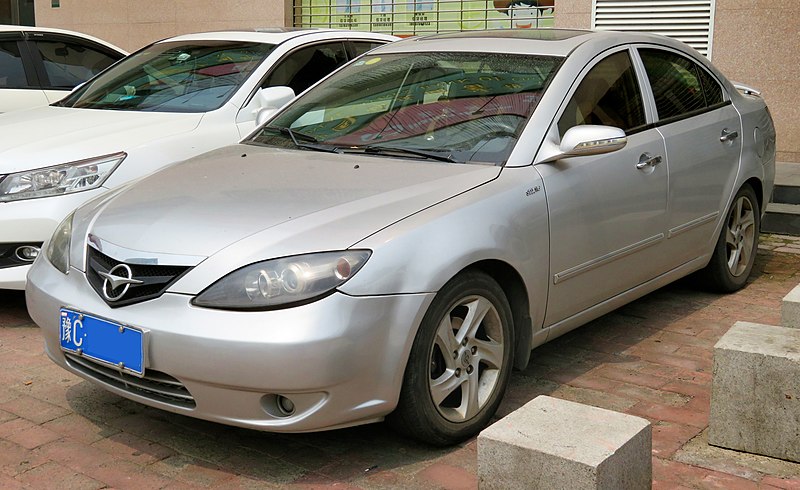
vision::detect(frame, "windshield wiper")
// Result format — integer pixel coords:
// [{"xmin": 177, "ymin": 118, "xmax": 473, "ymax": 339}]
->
[
  {"xmin": 264, "ymin": 127, "xmax": 342, "ymax": 154},
  {"xmin": 356, "ymin": 145, "xmax": 458, "ymax": 163}
]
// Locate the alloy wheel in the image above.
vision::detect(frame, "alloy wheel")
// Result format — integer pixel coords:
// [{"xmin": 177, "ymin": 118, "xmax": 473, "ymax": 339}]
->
[
  {"xmin": 725, "ymin": 195, "xmax": 756, "ymax": 277},
  {"xmin": 428, "ymin": 294, "xmax": 505, "ymax": 423}
]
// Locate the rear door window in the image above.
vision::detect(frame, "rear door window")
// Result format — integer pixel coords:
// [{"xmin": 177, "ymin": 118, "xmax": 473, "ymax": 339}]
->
[{"xmin": 639, "ymin": 48, "xmax": 725, "ymax": 121}]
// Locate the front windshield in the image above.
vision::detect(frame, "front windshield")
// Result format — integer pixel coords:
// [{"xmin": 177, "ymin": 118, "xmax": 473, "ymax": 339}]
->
[
  {"xmin": 59, "ymin": 40, "xmax": 276, "ymax": 113},
  {"xmin": 250, "ymin": 52, "xmax": 562, "ymax": 165}
]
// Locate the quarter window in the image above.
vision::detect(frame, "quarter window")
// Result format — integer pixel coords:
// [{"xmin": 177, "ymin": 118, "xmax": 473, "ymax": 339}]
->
[
  {"xmin": 558, "ymin": 50, "xmax": 645, "ymax": 137},
  {"xmin": 639, "ymin": 48, "xmax": 724, "ymax": 121},
  {"xmin": 0, "ymin": 41, "xmax": 29, "ymax": 88}
]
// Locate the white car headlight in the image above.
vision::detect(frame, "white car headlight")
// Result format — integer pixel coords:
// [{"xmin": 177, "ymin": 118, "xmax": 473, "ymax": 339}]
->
[
  {"xmin": 193, "ymin": 250, "xmax": 371, "ymax": 310},
  {"xmin": 45, "ymin": 211, "xmax": 74, "ymax": 274},
  {"xmin": 0, "ymin": 152, "xmax": 126, "ymax": 202}
]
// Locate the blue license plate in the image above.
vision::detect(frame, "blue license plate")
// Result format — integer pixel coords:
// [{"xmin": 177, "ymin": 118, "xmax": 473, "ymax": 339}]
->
[{"xmin": 59, "ymin": 309, "xmax": 145, "ymax": 376}]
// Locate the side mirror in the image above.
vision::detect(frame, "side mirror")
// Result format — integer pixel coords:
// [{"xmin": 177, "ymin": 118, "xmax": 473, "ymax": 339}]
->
[
  {"xmin": 538, "ymin": 125, "xmax": 627, "ymax": 164},
  {"xmin": 255, "ymin": 86, "xmax": 296, "ymax": 126}
]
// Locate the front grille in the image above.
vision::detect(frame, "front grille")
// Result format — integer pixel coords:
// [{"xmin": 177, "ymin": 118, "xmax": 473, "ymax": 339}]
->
[
  {"xmin": 65, "ymin": 353, "xmax": 196, "ymax": 408},
  {"xmin": 0, "ymin": 242, "xmax": 43, "ymax": 269},
  {"xmin": 86, "ymin": 246, "xmax": 191, "ymax": 308}
]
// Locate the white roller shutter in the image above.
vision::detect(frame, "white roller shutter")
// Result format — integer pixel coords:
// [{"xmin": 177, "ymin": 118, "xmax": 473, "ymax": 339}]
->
[{"xmin": 592, "ymin": 0, "xmax": 716, "ymax": 57}]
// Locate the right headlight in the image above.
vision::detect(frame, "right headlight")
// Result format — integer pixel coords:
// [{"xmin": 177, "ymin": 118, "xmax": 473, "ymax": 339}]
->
[
  {"xmin": 45, "ymin": 212, "xmax": 74, "ymax": 274},
  {"xmin": 193, "ymin": 250, "xmax": 371, "ymax": 310},
  {"xmin": 0, "ymin": 152, "xmax": 125, "ymax": 202}
]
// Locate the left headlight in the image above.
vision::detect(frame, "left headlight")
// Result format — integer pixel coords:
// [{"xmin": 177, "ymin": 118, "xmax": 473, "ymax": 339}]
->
[
  {"xmin": 193, "ymin": 250, "xmax": 372, "ymax": 310},
  {"xmin": 45, "ymin": 211, "xmax": 74, "ymax": 274},
  {"xmin": 0, "ymin": 152, "xmax": 126, "ymax": 202}
]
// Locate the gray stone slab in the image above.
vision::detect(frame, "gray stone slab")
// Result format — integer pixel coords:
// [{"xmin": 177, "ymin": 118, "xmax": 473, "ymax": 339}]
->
[
  {"xmin": 478, "ymin": 395, "xmax": 651, "ymax": 490},
  {"xmin": 776, "ymin": 161, "xmax": 800, "ymax": 188},
  {"xmin": 782, "ymin": 284, "xmax": 800, "ymax": 329},
  {"xmin": 709, "ymin": 322, "xmax": 800, "ymax": 462}
]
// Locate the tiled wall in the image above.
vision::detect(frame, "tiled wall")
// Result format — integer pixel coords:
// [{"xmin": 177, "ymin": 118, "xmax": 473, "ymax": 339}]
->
[
  {"xmin": 711, "ymin": 0, "xmax": 800, "ymax": 163},
  {"xmin": 34, "ymin": 0, "xmax": 289, "ymax": 52}
]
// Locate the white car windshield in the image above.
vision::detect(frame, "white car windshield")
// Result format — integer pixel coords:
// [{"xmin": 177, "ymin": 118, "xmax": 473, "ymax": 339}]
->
[
  {"xmin": 251, "ymin": 52, "xmax": 562, "ymax": 165},
  {"xmin": 59, "ymin": 40, "xmax": 276, "ymax": 113}
]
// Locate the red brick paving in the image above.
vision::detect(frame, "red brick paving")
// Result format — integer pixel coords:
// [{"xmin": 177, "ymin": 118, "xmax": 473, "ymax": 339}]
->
[{"xmin": 0, "ymin": 244, "xmax": 799, "ymax": 488}]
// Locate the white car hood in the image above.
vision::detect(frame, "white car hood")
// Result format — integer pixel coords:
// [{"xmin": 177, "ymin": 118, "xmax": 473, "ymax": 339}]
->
[
  {"xmin": 0, "ymin": 106, "xmax": 203, "ymax": 173},
  {"xmin": 89, "ymin": 144, "xmax": 501, "ymax": 259}
]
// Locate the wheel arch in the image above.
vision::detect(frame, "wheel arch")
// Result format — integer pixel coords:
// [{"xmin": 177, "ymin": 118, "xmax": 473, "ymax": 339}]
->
[
  {"xmin": 464, "ymin": 259, "xmax": 532, "ymax": 371},
  {"xmin": 743, "ymin": 176, "xmax": 764, "ymax": 217}
]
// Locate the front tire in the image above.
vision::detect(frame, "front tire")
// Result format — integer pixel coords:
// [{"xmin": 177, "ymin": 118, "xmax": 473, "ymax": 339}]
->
[
  {"xmin": 389, "ymin": 271, "xmax": 514, "ymax": 446},
  {"xmin": 701, "ymin": 184, "xmax": 760, "ymax": 292}
]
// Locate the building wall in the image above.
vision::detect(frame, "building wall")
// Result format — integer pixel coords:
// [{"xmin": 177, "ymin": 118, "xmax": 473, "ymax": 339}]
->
[
  {"xmin": 556, "ymin": 0, "xmax": 799, "ymax": 163},
  {"xmin": 712, "ymin": 0, "xmax": 800, "ymax": 163},
  {"xmin": 33, "ymin": 0, "xmax": 290, "ymax": 52}
]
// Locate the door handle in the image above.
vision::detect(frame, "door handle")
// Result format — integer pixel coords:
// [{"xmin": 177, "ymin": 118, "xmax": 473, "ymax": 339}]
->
[
  {"xmin": 720, "ymin": 128, "xmax": 739, "ymax": 143},
  {"xmin": 636, "ymin": 153, "xmax": 663, "ymax": 170}
]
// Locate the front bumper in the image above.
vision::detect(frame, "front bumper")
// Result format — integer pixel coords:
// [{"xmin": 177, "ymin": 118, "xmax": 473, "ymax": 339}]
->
[
  {"xmin": 0, "ymin": 263, "xmax": 30, "ymax": 290},
  {"xmin": 0, "ymin": 188, "xmax": 107, "ymax": 289},
  {"xmin": 26, "ymin": 256, "xmax": 434, "ymax": 432}
]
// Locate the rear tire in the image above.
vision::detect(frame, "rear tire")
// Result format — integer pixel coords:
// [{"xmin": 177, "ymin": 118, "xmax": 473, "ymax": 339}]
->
[
  {"xmin": 388, "ymin": 271, "xmax": 514, "ymax": 446},
  {"xmin": 700, "ymin": 184, "xmax": 760, "ymax": 292}
]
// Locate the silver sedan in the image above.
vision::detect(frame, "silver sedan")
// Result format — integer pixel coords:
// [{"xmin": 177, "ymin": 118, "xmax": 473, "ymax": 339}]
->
[{"xmin": 26, "ymin": 29, "xmax": 775, "ymax": 446}]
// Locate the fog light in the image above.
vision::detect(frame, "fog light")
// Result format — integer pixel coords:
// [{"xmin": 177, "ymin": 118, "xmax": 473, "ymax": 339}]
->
[
  {"xmin": 15, "ymin": 245, "xmax": 40, "ymax": 262},
  {"xmin": 276, "ymin": 395, "xmax": 296, "ymax": 416}
]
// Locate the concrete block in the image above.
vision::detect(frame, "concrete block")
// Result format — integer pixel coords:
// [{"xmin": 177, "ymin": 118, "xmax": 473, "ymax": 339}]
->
[
  {"xmin": 478, "ymin": 395, "xmax": 652, "ymax": 490},
  {"xmin": 709, "ymin": 322, "xmax": 800, "ymax": 462},
  {"xmin": 782, "ymin": 283, "xmax": 800, "ymax": 329}
]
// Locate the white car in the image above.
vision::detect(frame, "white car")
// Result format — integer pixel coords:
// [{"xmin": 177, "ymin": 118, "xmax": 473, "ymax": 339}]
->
[
  {"xmin": 0, "ymin": 25, "xmax": 127, "ymax": 113},
  {"xmin": 0, "ymin": 28, "xmax": 397, "ymax": 289}
]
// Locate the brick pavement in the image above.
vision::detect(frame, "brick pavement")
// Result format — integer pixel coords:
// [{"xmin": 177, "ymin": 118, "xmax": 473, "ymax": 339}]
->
[{"xmin": 1, "ymin": 236, "xmax": 800, "ymax": 489}]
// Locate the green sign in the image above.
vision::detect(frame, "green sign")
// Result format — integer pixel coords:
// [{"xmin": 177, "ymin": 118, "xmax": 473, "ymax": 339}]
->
[{"xmin": 294, "ymin": 0, "xmax": 555, "ymax": 35}]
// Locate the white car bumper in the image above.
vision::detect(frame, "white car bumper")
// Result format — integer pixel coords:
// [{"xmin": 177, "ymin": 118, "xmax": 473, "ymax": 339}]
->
[{"xmin": 0, "ymin": 188, "xmax": 107, "ymax": 289}]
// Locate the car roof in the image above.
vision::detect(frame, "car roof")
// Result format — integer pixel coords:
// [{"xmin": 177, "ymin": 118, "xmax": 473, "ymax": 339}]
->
[
  {"xmin": 0, "ymin": 24, "xmax": 127, "ymax": 54},
  {"xmin": 161, "ymin": 28, "xmax": 399, "ymax": 45},
  {"xmin": 374, "ymin": 28, "xmax": 686, "ymax": 58}
]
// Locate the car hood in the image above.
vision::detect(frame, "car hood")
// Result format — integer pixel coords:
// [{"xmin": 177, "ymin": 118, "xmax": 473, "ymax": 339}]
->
[
  {"xmin": 88, "ymin": 144, "xmax": 501, "ymax": 259},
  {"xmin": 0, "ymin": 106, "xmax": 203, "ymax": 174}
]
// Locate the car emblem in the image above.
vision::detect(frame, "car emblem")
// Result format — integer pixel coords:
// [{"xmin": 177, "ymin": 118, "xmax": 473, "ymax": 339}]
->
[{"xmin": 98, "ymin": 264, "xmax": 143, "ymax": 301}]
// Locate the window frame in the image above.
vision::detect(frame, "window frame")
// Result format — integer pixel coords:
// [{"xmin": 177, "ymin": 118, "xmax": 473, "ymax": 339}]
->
[
  {"xmin": 633, "ymin": 44, "xmax": 731, "ymax": 129},
  {"xmin": 550, "ymin": 45, "xmax": 655, "ymax": 144},
  {"xmin": 556, "ymin": 48, "xmax": 648, "ymax": 137},
  {"xmin": 241, "ymin": 38, "xmax": 392, "ymax": 110},
  {"xmin": 0, "ymin": 31, "xmax": 40, "ymax": 90},
  {"xmin": 23, "ymin": 32, "xmax": 124, "ymax": 91},
  {"xmin": 260, "ymin": 40, "xmax": 350, "ymax": 96}
]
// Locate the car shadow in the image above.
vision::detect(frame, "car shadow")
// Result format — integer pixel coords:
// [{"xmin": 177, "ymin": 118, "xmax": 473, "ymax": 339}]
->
[{"xmin": 0, "ymin": 289, "xmax": 30, "ymax": 326}]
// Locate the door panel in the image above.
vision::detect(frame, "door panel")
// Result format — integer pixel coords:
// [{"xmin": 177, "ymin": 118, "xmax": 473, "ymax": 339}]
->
[
  {"xmin": 539, "ymin": 48, "xmax": 670, "ymax": 326},
  {"xmin": 42, "ymin": 88, "xmax": 71, "ymax": 104},
  {"xmin": 659, "ymin": 104, "xmax": 742, "ymax": 264},
  {"xmin": 539, "ymin": 130, "xmax": 669, "ymax": 325},
  {"xmin": 0, "ymin": 88, "xmax": 49, "ymax": 112},
  {"xmin": 637, "ymin": 47, "xmax": 742, "ymax": 265}
]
